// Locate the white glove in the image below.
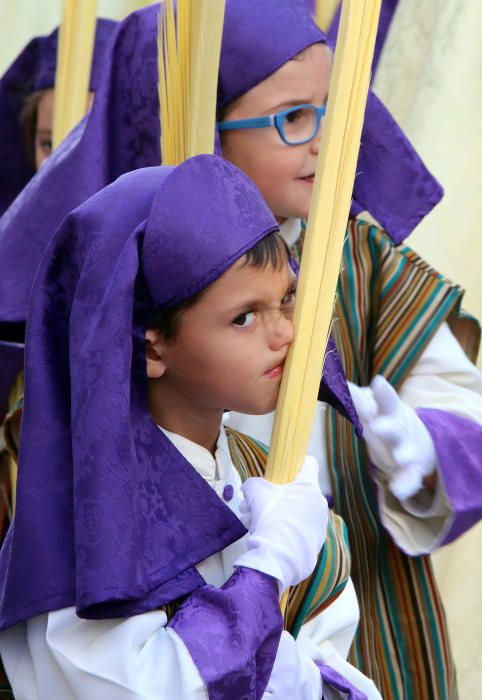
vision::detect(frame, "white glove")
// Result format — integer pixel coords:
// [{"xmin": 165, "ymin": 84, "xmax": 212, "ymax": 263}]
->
[
  {"xmin": 349, "ymin": 376, "xmax": 438, "ymax": 501},
  {"xmin": 262, "ymin": 631, "xmax": 322, "ymax": 699},
  {"xmin": 234, "ymin": 457, "xmax": 328, "ymax": 593}
]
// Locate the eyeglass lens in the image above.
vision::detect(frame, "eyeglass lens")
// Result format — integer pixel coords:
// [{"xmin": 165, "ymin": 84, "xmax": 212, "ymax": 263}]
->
[{"xmin": 281, "ymin": 106, "xmax": 320, "ymax": 144}]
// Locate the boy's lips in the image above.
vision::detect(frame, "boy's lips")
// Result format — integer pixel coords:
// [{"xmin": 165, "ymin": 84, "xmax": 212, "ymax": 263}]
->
[
  {"xmin": 264, "ymin": 362, "xmax": 285, "ymax": 379},
  {"xmin": 298, "ymin": 174, "xmax": 315, "ymax": 184}
]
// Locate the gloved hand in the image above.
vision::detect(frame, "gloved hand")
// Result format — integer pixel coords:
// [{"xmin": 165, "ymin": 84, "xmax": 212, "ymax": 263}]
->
[
  {"xmin": 262, "ymin": 631, "xmax": 322, "ymax": 699},
  {"xmin": 234, "ymin": 456, "xmax": 328, "ymax": 593},
  {"xmin": 349, "ymin": 375, "xmax": 438, "ymax": 501}
]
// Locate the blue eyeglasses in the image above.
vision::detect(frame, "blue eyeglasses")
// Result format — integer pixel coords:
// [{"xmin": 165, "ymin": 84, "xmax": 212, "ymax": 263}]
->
[{"xmin": 217, "ymin": 103, "xmax": 327, "ymax": 146}]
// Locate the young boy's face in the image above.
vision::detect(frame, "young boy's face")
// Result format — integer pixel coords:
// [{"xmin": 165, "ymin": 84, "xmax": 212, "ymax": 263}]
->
[
  {"xmin": 221, "ymin": 44, "xmax": 332, "ymax": 224},
  {"xmin": 149, "ymin": 254, "xmax": 296, "ymax": 421}
]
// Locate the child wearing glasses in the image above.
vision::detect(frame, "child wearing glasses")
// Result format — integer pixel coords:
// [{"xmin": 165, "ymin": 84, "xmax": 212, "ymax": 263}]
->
[
  {"xmin": 217, "ymin": 2, "xmax": 482, "ymax": 699},
  {"xmin": 0, "ymin": 155, "xmax": 380, "ymax": 699},
  {"xmin": 1, "ymin": 2, "xmax": 481, "ymax": 698}
]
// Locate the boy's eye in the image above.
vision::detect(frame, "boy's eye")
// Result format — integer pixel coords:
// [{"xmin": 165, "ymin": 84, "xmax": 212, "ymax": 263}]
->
[
  {"xmin": 233, "ymin": 311, "xmax": 256, "ymax": 327},
  {"xmin": 285, "ymin": 109, "xmax": 303, "ymax": 124},
  {"xmin": 282, "ymin": 290, "xmax": 296, "ymax": 306},
  {"xmin": 36, "ymin": 137, "xmax": 52, "ymax": 157}
]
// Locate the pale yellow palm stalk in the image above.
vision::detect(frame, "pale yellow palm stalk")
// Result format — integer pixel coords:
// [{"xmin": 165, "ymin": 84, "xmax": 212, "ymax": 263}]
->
[
  {"xmin": 265, "ymin": 0, "xmax": 381, "ymax": 483},
  {"xmin": 158, "ymin": 0, "xmax": 226, "ymax": 165},
  {"xmin": 316, "ymin": 0, "xmax": 340, "ymax": 31},
  {"xmin": 265, "ymin": 0, "xmax": 381, "ymax": 615},
  {"xmin": 52, "ymin": 0, "xmax": 98, "ymax": 150}
]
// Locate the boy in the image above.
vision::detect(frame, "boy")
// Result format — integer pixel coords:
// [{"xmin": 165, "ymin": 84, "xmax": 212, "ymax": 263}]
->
[{"xmin": 0, "ymin": 155, "xmax": 380, "ymax": 699}]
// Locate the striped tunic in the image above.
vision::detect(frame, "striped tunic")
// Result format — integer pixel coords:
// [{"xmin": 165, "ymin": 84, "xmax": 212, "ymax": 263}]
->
[
  {"xmin": 293, "ymin": 219, "xmax": 462, "ymax": 700},
  {"xmin": 225, "ymin": 427, "xmax": 352, "ymax": 638}
]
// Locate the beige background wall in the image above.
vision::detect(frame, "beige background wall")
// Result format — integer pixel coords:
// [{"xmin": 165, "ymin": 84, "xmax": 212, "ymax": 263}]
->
[
  {"xmin": 373, "ymin": 0, "xmax": 481, "ymax": 369},
  {"xmin": 374, "ymin": 3, "xmax": 482, "ymax": 698}
]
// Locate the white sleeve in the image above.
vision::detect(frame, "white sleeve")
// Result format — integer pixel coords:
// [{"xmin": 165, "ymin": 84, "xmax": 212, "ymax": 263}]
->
[
  {"xmin": 262, "ymin": 579, "xmax": 382, "ymax": 699},
  {"xmin": 376, "ymin": 322, "xmax": 482, "ymax": 553},
  {"xmin": 398, "ymin": 322, "xmax": 482, "ymax": 422},
  {"xmin": 0, "ymin": 607, "xmax": 208, "ymax": 700},
  {"xmin": 262, "ymin": 630, "xmax": 323, "ymax": 700},
  {"xmin": 295, "ymin": 579, "xmax": 382, "ymax": 700}
]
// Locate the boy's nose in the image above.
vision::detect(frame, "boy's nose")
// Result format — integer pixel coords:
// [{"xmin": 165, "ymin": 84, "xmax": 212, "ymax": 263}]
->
[
  {"xmin": 267, "ymin": 312, "xmax": 294, "ymax": 349},
  {"xmin": 310, "ymin": 129, "xmax": 322, "ymax": 156}
]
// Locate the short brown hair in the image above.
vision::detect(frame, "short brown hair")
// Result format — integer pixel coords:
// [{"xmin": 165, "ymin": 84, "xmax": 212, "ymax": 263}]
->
[{"xmin": 148, "ymin": 231, "xmax": 289, "ymax": 340}]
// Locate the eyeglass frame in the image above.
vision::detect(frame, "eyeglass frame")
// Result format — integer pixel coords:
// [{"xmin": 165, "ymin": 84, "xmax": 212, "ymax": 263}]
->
[{"xmin": 217, "ymin": 103, "xmax": 327, "ymax": 146}]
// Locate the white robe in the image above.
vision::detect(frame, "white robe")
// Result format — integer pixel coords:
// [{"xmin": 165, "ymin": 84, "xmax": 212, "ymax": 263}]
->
[{"xmin": 0, "ymin": 427, "xmax": 381, "ymax": 700}]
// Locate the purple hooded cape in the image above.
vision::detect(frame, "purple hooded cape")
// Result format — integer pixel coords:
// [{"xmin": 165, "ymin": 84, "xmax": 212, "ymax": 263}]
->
[
  {"xmin": 0, "ymin": 154, "xmax": 289, "ymax": 630},
  {"xmin": 0, "ymin": 0, "xmax": 441, "ymax": 328},
  {"xmin": 0, "ymin": 18, "xmax": 117, "ymax": 216}
]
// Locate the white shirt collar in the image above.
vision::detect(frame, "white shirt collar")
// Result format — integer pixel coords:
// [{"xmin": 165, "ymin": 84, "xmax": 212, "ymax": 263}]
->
[
  {"xmin": 160, "ymin": 425, "xmax": 232, "ymax": 485},
  {"xmin": 279, "ymin": 217, "xmax": 302, "ymax": 247}
]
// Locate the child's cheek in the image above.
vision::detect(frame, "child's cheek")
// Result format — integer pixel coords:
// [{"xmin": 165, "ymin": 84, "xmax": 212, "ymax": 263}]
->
[
  {"xmin": 261, "ymin": 174, "xmax": 293, "ymax": 220},
  {"xmin": 256, "ymin": 157, "xmax": 289, "ymax": 199}
]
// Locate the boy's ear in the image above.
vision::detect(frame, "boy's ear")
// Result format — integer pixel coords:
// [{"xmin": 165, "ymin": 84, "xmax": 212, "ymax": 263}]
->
[{"xmin": 145, "ymin": 328, "xmax": 167, "ymax": 379}]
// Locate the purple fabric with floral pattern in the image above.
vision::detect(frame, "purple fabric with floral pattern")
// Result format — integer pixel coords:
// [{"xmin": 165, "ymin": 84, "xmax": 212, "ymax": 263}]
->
[
  {"xmin": 0, "ymin": 18, "xmax": 117, "ymax": 216},
  {"xmin": 170, "ymin": 567, "xmax": 283, "ymax": 699},
  {"xmin": 218, "ymin": 0, "xmax": 323, "ymax": 108},
  {"xmin": 0, "ymin": 155, "xmax": 288, "ymax": 631},
  {"xmin": 417, "ymin": 408, "xmax": 482, "ymax": 545},
  {"xmin": 317, "ymin": 662, "xmax": 369, "ymax": 699},
  {"xmin": 0, "ymin": 0, "xmax": 441, "ymax": 328}
]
